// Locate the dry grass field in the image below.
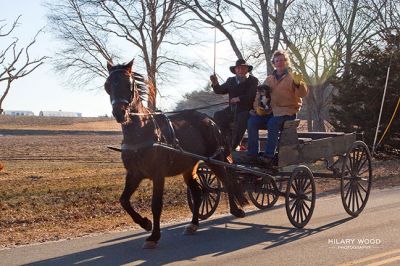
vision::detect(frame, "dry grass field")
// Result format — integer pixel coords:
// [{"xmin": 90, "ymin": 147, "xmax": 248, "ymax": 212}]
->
[
  {"xmin": 0, "ymin": 116, "xmax": 399, "ymax": 248},
  {"xmin": 0, "ymin": 115, "xmax": 120, "ymax": 131}
]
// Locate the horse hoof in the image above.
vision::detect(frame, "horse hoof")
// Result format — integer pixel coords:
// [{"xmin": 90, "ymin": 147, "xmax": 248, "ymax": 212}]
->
[
  {"xmin": 183, "ymin": 223, "xmax": 199, "ymax": 235},
  {"xmin": 142, "ymin": 240, "xmax": 158, "ymax": 249},
  {"xmin": 230, "ymin": 208, "xmax": 245, "ymax": 218},
  {"xmin": 142, "ymin": 218, "xmax": 152, "ymax": 231}
]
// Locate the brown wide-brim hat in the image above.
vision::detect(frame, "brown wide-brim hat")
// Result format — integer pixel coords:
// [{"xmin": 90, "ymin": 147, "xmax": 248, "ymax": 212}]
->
[{"xmin": 230, "ymin": 59, "xmax": 253, "ymax": 74}]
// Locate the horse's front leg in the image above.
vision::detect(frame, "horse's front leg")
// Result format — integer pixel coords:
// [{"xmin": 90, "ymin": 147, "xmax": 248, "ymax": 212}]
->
[
  {"xmin": 120, "ymin": 173, "xmax": 152, "ymax": 232},
  {"xmin": 143, "ymin": 176, "xmax": 165, "ymax": 249}
]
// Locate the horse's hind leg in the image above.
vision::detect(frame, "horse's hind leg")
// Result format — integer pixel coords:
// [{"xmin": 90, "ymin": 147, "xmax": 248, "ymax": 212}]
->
[
  {"xmin": 207, "ymin": 164, "xmax": 246, "ymax": 218},
  {"xmin": 143, "ymin": 175, "xmax": 165, "ymax": 249},
  {"xmin": 183, "ymin": 170, "xmax": 201, "ymax": 235},
  {"xmin": 120, "ymin": 173, "xmax": 152, "ymax": 231}
]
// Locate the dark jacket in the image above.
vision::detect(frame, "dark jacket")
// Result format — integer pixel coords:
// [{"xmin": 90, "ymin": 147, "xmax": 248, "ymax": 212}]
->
[{"xmin": 212, "ymin": 75, "xmax": 258, "ymax": 112}]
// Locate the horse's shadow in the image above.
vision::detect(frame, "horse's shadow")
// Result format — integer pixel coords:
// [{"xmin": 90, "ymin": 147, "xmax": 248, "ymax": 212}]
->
[{"xmin": 26, "ymin": 206, "xmax": 353, "ymax": 266}]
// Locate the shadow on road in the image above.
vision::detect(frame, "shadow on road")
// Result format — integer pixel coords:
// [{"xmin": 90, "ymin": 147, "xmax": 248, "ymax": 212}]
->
[{"xmin": 26, "ymin": 205, "xmax": 353, "ymax": 266}]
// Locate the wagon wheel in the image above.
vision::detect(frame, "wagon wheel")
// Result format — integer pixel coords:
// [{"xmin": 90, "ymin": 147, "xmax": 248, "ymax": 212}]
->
[
  {"xmin": 340, "ymin": 141, "xmax": 372, "ymax": 217},
  {"xmin": 285, "ymin": 165, "xmax": 316, "ymax": 228},
  {"xmin": 187, "ymin": 163, "xmax": 221, "ymax": 220},
  {"xmin": 247, "ymin": 175, "xmax": 279, "ymax": 209}
]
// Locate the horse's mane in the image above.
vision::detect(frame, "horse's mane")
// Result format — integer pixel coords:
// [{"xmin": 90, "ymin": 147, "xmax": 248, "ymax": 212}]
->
[{"xmin": 131, "ymin": 71, "xmax": 156, "ymax": 115}]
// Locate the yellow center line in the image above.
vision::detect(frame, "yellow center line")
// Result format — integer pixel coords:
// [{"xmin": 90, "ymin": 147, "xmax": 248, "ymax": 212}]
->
[{"xmin": 339, "ymin": 248, "xmax": 400, "ymax": 266}]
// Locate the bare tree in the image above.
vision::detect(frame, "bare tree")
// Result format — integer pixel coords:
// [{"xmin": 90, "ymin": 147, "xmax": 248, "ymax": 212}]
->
[
  {"xmin": 280, "ymin": 0, "xmax": 341, "ymax": 131},
  {"xmin": 282, "ymin": 0, "xmax": 391, "ymax": 131},
  {"xmin": 326, "ymin": 0, "xmax": 387, "ymax": 78},
  {"xmin": 183, "ymin": 0, "xmax": 395, "ymax": 132},
  {"xmin": 47, "ymin": 0, "xmax": 199, "ymax": 110},
  {"xmin": 369, "ymin": 0, "xmax": 400, "ymax": 42},
  {"xmin": 0, "ymin": 16, "xmax": 47, "ymax": 114},
  {"xmin": 181, "ymin": 0, "xmax": 294, "ymax": 74}
]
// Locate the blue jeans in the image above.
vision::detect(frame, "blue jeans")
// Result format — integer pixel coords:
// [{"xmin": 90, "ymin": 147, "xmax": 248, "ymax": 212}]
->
[{"xmin": 247, "ymin": 113, "xmax": 296, "ymax": 158}]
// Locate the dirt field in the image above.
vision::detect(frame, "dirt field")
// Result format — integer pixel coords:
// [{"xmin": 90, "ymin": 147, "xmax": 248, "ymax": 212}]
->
[{"xmin": 0, "ymin": 116, "xmax": 399, "ymax": 248}]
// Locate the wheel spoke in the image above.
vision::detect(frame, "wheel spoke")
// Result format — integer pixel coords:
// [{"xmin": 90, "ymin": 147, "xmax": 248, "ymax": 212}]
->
[
  {"xmin": 358, "ymin": 168, "xmax": 370, "ymax": 176},
  {"xmin": 356, "ymin": 182, "xmax": 365, "ymax": 201},
  {"xmin": 303, "ymin": 180, "xmax": 311, "ymax": 193},
  {"xmin": 301, "ymin": 202, "xmax": 308, "ymax": 222},
  {"xmin": 298, "ymin": 175, "xmax": 305, "ymax": 190},
  {"xmin": 301, "ymin": 176, "xmax": 308, "ymax": 190},
  {"xmin": 202, "ymin": 194, "xmax": 208, "ymax": 214},
  {"xmin": 209, "ymin": 192, "xmax": 217, "ymax": 204},
  {"xmin": 201, "ymin": 197, "xmax": 206, "ymax": 215},
  {"xmin": 346, "ymin": 184, "xmax": 353, "ymax": 209},
  {"xmin": 303, "ymin": 201, "xmax": 311, "ymax": 212},
  {"xmin": 296, "ymin": 202, "xmax": 301, "ymax": 222},
  {"xmin": 208, "ymin": 175, "xmax": 216, "ymax": 188},
  {"xmin": 355, "ymin": 149, "xmax": 362, "ymax": 166},
  {"xmin": 299, "ymin": 202, "xmax": 305, "ymax": 222},
  {"xmin": 355, "ymin": 185, "xmax": 360, "ymax": 210},
  {"xmin": 291, "ymin": 200, "xmax": 298, "ymax": 218},
  {"xmin": 304, "ymin": 183, "xmax": 313, "ymax": 195},
  {"xmin": 351, "ymin": 185, "xmax": 356, "ymax": 213},
  {"xmin": 198, "ymin": 175, "xmax": 206, "ymax": 189},
  {"xmin": 355, "ymin": 148, "xmax": 361, "ymax": 163},
  {"xmin": 205, "ymin": 194, "xmax": 211, "ymax": 214},
  {"xmin": 291, "ymin": 182, "xmax": 299, "ymax": 194},
  {"xmin": 290, "ymin": 199, "xmax": 298, "ymax": 213},
  {"xmin": 350, "ymin": 185, "xmax": 356, "ymax": 212},
  {"xmin": 357, "ymin": 181, "xmax": 368, "ymax": 193},
  {"xmin": 357, "ymin": 155, "xmax": 368, "ymax": 173},
  {"xmin": 304, "ymin": 197, "xmax": 312, "ymax": 202},
  {"xmin": 261, "ymin": 190, "xmax": 266, "ymax": 205},
  {"xmin": 293, "ymin": 177, "xmax": 299, "ymax": 193},
  {"xmin": 344, "ymin": 182, "xmax": 351, "ymax": 201},
  {"xmin": 205, "ymin": 172, "xmax": 213, "ymax": 184},
  {"xmin": 349, "ymin": 153, "xmax": 355, "ymax": 172},
  {"xmin": 254, "ymin": 189, "xmax": 261, "ymax": 202},
  {"xmin": 198, "ymin": 174, "xmax": 206, "ymax": 187}
]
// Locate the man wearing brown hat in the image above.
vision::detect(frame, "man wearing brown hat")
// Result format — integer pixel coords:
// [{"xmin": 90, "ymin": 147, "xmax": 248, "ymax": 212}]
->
[{"xmin": 210, "ymin": 59, "xmax": 259, "ymax": 150}]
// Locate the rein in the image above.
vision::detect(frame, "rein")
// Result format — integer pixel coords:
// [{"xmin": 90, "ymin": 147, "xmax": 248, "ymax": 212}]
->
[{"xmin": 128, "ymin": 101, "xmax": 229, "ymax": 116}]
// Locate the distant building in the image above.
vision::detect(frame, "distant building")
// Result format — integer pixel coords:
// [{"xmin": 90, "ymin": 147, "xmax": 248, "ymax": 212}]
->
[
  {"xmin": 39, "ymin": 110, "xmax": 82, "ymax": 117},
  {"xmin": 3, "ymin": 110, "xmax": 34, "ymax": 116}
]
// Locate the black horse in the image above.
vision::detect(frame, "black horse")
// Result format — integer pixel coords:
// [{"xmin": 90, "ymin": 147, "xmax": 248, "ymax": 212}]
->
[{"xmin": 104, "ymin": 59, "xmax": 248, "ymax": 248}]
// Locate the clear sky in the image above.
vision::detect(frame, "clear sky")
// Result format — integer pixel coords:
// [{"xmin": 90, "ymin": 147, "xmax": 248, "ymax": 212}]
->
[{"xmin": 1, "ymin": 0, "xmax": 236, "ymax": 117}]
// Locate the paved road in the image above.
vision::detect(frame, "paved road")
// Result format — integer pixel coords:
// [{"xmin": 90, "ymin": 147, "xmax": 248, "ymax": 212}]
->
[{"xmin": 1, "ymin": 187, "xmax": 399, "ymax": 266}]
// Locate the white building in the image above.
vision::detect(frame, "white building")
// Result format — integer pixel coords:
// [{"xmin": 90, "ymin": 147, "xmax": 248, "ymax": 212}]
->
[
  {"xmin": 39, "ymin": 111, "xmax": 82, "ymax": 117},
  {"xmin": 3, "ymin": 110, "xmax": 34, "ymax": 116}
]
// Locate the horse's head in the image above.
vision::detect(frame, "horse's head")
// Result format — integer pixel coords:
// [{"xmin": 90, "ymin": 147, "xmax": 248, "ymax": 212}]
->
[{"xmin": 104, "ymin": 60, "xmax": 134, "ymax": 123}]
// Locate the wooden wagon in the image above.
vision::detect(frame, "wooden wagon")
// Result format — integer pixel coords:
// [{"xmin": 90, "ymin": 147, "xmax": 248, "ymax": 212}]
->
[{"xmin": 184, "ymin": 119, "xmax": 373, "ymax": 228}]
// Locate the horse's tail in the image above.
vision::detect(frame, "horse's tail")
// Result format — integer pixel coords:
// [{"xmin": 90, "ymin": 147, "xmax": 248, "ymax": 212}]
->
[
  {"xmin": 207, "ymin": 157, "xmax": 248, "ymax": 207},
  {"xmin": 207, "ymin": 117, "xmax": 248, "ymax": 207},
  {"xmin": 224, "ymin": 161, "xmax": 249, "ymax": 207},
  {"xmin": 208, "ymin": 116, "xmax": 231, "ymax": 158}
]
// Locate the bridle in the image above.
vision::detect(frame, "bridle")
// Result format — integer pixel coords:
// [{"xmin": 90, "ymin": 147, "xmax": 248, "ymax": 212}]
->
[
  {"xmin": 106, "ymin": 68, "xmax": 178, "ymax": 148},
  {"xmin": 106, "ymin": 68, "xmax": 136, "ymax": 109}
]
